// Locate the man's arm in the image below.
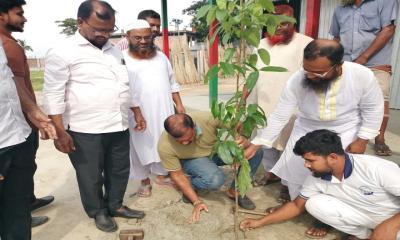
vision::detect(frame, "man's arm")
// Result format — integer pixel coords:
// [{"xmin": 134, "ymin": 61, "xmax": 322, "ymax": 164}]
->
[
  {"xmin": 170, "ymin": 169, "xmax": 209, "ymax": 222},
  {"xmin": 354, "ymin": 24, "xmax": 396, "ymax": 65},
  {"xmin": 13, "ymin": 78, "xmax": 57, "ymax": 139},
  {"xmin": 130, "ymin": 107, "xmax": 146, "ymax": 131},
  {"xmin": 172, "ymin": 92, "xmax": 185, "ymax": 113},
  {"xmin": 240, "ymin": 197, "xmax": 306, "ymax": 230}
]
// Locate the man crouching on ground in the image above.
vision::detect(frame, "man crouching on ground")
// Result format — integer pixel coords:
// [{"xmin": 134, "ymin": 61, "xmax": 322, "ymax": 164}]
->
[
  {"xmin": 240, "ymin": 129, "xmax": 400, "ymax": 240},
  {"xmin": 158, "ymin": 112, "xmax": 263, "ymax": 222}
]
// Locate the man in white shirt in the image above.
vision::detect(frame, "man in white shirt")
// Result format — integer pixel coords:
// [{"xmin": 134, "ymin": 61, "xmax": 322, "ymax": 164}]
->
[
  {"xmin": 240, "ymin": 129, "xmax": 400, "ymax": 240},
  {"xmin": 247, "ymin": 4, "xmax": 313, "ymax": 202},
  {"xmin": 116, "ymin": 9, "xmax": 161, "ymax": 51},
  {"xmin": 123, "ymin": 20, "xmax": 185, "ymax": 197},
  {"xmin": 0, "ymin": 43, "xmax": 56, "ymax": 239},
  {"xmin": 43, "ymin": 0, "xmax": 145, "ymax": 232},
  {"xmin": 245, "ymin": 39, "xmax": 383, "ymax": 238}
]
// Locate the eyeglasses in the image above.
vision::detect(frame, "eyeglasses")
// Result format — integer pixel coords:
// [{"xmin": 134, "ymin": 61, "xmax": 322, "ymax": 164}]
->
[
  {"xmin": 84, "ymin": 20, "xmax": 118, "ymax": 35},
  {"xmin": 277, "ymin": 22, "xmax": 292, "ymax": 28},
  {"xmin": 129, "ymin": 35, "xmax": 154, "ymax": 42},
  {"xmin": 303, "ymin": 64, "xmax": 337, "ymax": 78}
]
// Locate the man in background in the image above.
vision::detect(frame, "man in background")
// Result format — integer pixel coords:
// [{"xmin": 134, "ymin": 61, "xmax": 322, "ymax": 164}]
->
[
  {"xmin": 117, "ymin": 9, "xmax": 161, "ymax": 50},
  {"xmin": 247, "ymin": 4, "xmax": 313, "ymax": 203},
  {"xmin": 330, "ymin": 0, "xmax": 398, "ymax": 156}
]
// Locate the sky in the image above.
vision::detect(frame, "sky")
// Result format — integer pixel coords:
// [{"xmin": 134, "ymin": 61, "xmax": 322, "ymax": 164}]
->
[{"xmin": 13, "ymin": 0, "xmax": 195, "ymax": 58}]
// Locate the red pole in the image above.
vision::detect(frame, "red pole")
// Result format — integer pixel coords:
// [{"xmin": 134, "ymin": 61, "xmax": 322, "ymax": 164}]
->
[
  {"xmin": 305, "ymin": 0, "xmax": 321, "ymax": 39},
  {"xmin": 161, "ymin": 0, "xmax": 170, "ymax": 58}
]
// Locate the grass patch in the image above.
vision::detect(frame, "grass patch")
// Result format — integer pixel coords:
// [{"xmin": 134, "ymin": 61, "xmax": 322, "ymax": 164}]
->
[{"xmin": 30, "ymin": 70, "xmax": 44, "ymax": 91}]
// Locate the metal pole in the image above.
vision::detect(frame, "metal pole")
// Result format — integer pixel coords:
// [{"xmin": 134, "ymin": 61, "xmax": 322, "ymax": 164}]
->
[
  {"xmin": 208, "ymin": 0, "xmax": 218, "ymax": 107},
  {"xmin": 161, "ymin": 0, "xmax": 170, "ymax": 58}
]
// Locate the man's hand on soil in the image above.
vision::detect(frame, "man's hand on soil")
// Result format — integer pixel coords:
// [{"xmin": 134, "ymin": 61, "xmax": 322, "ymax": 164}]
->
[
  {"xmin": 240, "ymin": 218, "xmax": 262, "ymax": 231},
  {"xmin": 190, "ymin": 202, "xmax": 208, "ymax": 223}
]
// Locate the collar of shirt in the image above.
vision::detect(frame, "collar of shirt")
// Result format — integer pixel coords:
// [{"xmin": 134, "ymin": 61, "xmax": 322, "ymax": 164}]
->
[
  {"xmin": 195, "ymin": 126, "xmax": 203, "ymax": 137},
  {"xmin": 320, "ymin": 153, "xmax": 354, "ymax": 182},
  {"xmin": 73, "ymin": 31, "xmax": 113, "ymax": 51}
]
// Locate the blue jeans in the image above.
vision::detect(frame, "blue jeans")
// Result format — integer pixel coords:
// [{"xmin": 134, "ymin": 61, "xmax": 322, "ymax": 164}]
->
[{"xmin": 181, "ymin": 149, "xmax": 263, "ymax": 191}]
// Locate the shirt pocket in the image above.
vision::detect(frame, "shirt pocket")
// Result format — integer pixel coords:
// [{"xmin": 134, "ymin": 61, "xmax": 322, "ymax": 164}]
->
[{"xmin": 359, "ymin": 8, "xmax": 380, "ymax": 32}]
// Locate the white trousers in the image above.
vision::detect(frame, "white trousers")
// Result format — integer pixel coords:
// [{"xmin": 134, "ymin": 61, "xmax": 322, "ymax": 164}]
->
[
  {"xmin": 129, "ymin": 146, "xmax": 168, "ymax": 180},
  {"xmin": 305, "ymin": 194, "xmax": 400, "ymax": 239},
  {"xmin": 261, "ymin": 147, "xmax": 281, "ymax": 172}
]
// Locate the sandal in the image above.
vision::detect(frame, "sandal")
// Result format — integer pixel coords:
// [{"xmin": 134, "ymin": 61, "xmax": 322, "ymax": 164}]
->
[
  {"xmin": 154, "ymin": 177, "xmax": 177, "ymax": 188},
  {"xmin": 374, "ymin": 143, "xmax": 392, "ymax": 156},
  {"xmin": 253, "ymin": 173, "xmax": 281, "ymax": 187},
  {"xmin": 137, "ymin": 184, "xmax": 152, "ymax": 198},
  {"xmin": 305, "ymin": 220, "xmax": 332, "ymax": 239},
  {"xmin": 278, "ymin": 185, "xmax": 290, "ymax": 203}
]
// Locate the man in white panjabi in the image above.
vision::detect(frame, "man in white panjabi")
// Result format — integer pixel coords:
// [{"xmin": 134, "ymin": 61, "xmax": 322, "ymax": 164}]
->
[
  {"xmin": 246, "ymin": 39, "xmax": 383, "ymax": 237},
  {"xmin": 247, "ymin": 5, "xmax": 312, "ymax": 200},
  {"xmin": 124, "ymin": 20, "xmax": 185, "ymax": 197}
]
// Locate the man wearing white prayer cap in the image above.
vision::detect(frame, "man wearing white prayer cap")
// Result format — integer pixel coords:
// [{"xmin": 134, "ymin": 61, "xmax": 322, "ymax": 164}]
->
[{"xmin": 123, "ymin": 19, "xmax": 185, "ymax": 198}]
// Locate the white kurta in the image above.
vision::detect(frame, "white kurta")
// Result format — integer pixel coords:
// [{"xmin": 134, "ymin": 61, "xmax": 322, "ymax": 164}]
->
[
  {"xmin": 124, "ymin": 50, "xmax": 180, "ymax": 179},
  {"xmin": 252, "ymin": 62, "xmax": 384, "ymax": 189},
  {"xmin": 248, "ymin": 33, "xmax": 313, "ymax": 150}
]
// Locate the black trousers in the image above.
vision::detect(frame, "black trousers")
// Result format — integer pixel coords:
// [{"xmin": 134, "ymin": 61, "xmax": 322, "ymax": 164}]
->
[
  {"xmin": 68, "ymin": 130, "xmax": 130, "ymax": 218},
  {"xmin": 0, "ymin": 132, "xmax": 36, "ymax": 240},
  {"xmin": 30, "ymin": 131, "xmax": 39, "ymax": 203}
]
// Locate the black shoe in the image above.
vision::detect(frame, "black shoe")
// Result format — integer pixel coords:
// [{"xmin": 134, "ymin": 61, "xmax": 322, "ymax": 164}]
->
[
  {"xmin": 94, "ymin": 212, "xmax": 117, "ymax": 232},
  {"xmin": 31, "ymin": 216, "xmax": 49, "ymax": 228},
  {"xmin": 31, "ymin": 196, "xmax": 55, "ymax": 211},
  {"xmin": 229, "ymin": 195, "xmax": 256, "ymax": 210},
  {"xmin": 110, "ymin": 206, "xmax": 145, "ymax": 219}
]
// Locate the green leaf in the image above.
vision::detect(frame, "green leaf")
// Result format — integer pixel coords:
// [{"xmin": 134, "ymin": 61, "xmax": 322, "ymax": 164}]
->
[
  {"xmin": 241, "ymin": 117, "xmax": 255, "ymax": 138},
  {"xmin": 244, "ymin": 30, "xmax": 260, "ymax": 47},
  {"xmin": 205, "ymin": 65, "xmax": 219, "ymax": 83},
  {"xmin": 259, "ymin": 0, "xmax": 275, "ymax": 12},
  {"xmin": 232, "ymin": 64, "xmax": 246, "ymax": 76},
  {"xmin": 259, "ymin": 66, "xmax": 287, "ymax": 72},
  {"xmin": 238, "ymin": 161, "xmax": 252, "ymax": 196},
  {"xmin": 196, "ymin": 5, "xmax": 212, "ymax": 19},
  {"xmin": 209, "ymin": 25, "xmax": 222, "ymax": 45},
  {"xmin": 228, "ymin": 2, "xmax": 236, "ymax": 13},
  {"xmin": 216, "ymin": 9, "xmax": 227, "ymax": 21},
  {"xmin": 257, "ymin": 48, "xmax": 270, "ymax": 65},
  {"xmin": 216, "ymin": 0, "xmax": 227, "ymax": 10},
  {"xmin": 248, "ymin": 54, "xmax": 258, "ymax": 67},
  {"xmin": 247, "ymin": 104, "xmax": 258, "ymax": 115},
  {"xmin": 220, "ymin": 62, "xmax": 235, "ymax": 76},
  {"xmin": 206, "ymin": 7, "xmax": 217, "ymax": 25},
  {"xmin": 218, "ymin": 143, "xmax": 234, "ymax": 165},
  {"xmin": 245, "ymin": 71, "xmax": 259, "ymax": 92},
  {"xmin": 223, "ymin": 48, "xmax": 235, "ymax": 62},
  {"xmin": 211, "ymin": 99, "xmax": 220, "ymax": 118},
  {"xmin": 221, "ymin": 33, "xmax": 231, "ymax": 45},
  {"xmin": 252, "ymin": 4, "xmax": 263, "ymax": 16}
]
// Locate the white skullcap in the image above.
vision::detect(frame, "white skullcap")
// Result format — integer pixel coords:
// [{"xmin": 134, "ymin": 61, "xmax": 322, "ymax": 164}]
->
[{"xmin": 125, "ymin": 19, "xmax": 150, "ymax": 31}]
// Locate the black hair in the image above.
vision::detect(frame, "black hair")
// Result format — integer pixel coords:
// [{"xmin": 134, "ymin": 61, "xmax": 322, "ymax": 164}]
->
[
  {"xmin": 0, "ymin": 0, "xmax": 26, "ymax": 13},
  {"xmin": 164, "ymin": 113, "xmax": 195, "ymax": 138},
  {"xmin": 304, "ymin": 40, "xmax": 344, "ymax": 66},
  {"xmin": 137, "ymin": 9, "xmax": 160, "ymax": 20},
  {"xmin": 293, "ymin": 129, "xmax": 345, "ymax": 157},
  {"xmin": 77, "ymin": 0, "xmax": 115, "ymax": 21}
]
